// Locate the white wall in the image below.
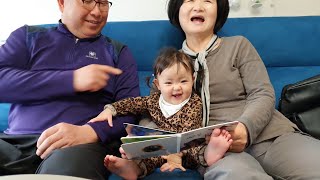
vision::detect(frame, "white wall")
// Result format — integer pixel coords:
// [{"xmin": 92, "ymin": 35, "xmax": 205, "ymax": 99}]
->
[
  {"xmin": 1, "ymin": 0, "xmax": 320, "ymax": 44},
  {"xmin": 228, "ymin": 0, "xmax": 320, "ymax": 17}
]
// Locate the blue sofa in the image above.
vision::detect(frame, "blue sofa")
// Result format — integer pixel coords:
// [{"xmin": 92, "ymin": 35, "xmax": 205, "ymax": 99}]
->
[{"xmin": 1, "ymin": 16, "xmax": 320, "ymax": 179}]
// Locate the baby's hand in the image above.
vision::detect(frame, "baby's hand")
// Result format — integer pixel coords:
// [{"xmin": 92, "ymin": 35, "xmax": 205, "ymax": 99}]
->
[
  {"xmin": 160, "ymin": 152, "xmax": 186, "ymax": 172},
  {"xmin": 119, "ymin": 146, "xmax": 128, "ymax": 159},
  {"xmin": 88, "ymin": 108, "xmax": 114, "ymax": 127}
]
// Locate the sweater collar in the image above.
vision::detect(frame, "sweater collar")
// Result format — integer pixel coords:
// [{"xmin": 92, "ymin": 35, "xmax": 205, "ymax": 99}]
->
[{"xmin": 57, "ymin": 20, "xmax": 101, "ymax": 41}]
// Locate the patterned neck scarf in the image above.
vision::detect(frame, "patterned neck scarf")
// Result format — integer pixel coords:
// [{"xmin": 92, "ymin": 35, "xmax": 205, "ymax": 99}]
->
[{"xmin": 182, "ymin": 35, "xmax": 218, "ymax": 127}]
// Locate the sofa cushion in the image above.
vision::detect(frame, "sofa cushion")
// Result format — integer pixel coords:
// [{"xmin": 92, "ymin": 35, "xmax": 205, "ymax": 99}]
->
[{"xmin": 108, "ymin": 169, "xmax": 202, "ymax": 180}]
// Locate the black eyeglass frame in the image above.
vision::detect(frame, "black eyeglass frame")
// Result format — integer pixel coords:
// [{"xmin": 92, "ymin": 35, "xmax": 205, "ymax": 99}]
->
[{"xmin": 81, "ymin": 0, "xmax": 113, "ymax": 11}]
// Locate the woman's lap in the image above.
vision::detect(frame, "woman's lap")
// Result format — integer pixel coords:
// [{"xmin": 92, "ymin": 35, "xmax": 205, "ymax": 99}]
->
[
  {"xmin": 204, "ymin": 152, "xmax": 272, "ymax": 180},
  {"xmin": 260, "ymin": 132, "xmax": 320, "ymax": 179},
  {"xmin": 205, "ymin": 132, "xmax": 320, "ymax": 180}
]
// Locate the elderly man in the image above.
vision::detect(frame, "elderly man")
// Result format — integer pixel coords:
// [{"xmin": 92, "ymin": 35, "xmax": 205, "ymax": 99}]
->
[{"xmin": 0, "ymin": 0, "xmax": 139, "ymax": 179}]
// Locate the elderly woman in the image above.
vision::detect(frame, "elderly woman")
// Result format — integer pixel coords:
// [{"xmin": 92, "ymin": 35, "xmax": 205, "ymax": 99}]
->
[
  {"xmin": 168, "ymin": 0, "xmax": 320, "ymax": 179},
  {"xmin": 100, "ymin": 0, "xmax": 320, "ymax": 179}
]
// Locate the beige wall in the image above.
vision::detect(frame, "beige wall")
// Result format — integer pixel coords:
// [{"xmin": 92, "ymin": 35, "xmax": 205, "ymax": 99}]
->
[
  {"xmin": 229, "ymin": 0, "xmax": 320, "ymax": 17},
  {"xmin": 109, "ymin": 0, "xmax": 320, "ymax": 20}
]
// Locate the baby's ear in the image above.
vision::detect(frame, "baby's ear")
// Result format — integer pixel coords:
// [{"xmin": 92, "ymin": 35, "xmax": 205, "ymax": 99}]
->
[{"xmin": 153, "ymin": 79, "xmax": 160, "ymax": 90}]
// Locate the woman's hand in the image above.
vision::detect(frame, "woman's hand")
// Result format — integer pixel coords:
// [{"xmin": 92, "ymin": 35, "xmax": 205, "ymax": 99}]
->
[
  {"xmin": 88, "ymin": 108, "xmax": 113, "ymax": 127},
  {"xmin": 228, "ymin": 122, "xmax": 248, "ymax": 152}
]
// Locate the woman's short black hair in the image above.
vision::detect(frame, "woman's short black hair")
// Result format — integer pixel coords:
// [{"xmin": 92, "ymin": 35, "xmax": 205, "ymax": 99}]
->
[{"xmin": 167, "ymin": 0, "xmax": 229, "ymax": 34}]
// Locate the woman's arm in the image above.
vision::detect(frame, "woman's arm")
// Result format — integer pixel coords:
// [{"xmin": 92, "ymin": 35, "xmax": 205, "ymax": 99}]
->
[{"xmin": 234, "ymin": 37, "xmax": 275, "ymax": 147}]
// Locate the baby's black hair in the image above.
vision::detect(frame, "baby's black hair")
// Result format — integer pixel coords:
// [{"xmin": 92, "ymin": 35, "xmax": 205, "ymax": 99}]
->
[{"xmin": 146, "ymin": 47, "xmax": 194, "ymax": 88}]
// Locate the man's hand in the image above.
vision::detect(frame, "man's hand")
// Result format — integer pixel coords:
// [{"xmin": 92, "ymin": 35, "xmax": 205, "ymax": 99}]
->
[
  {"xmin": 228, "ymin": 122, "xmax": 248, "ymax": 152},
  {"xmin": 36, "ymin": 123, "xmax": 98, "ymax": 159},
  {"xmin": 73, "ymin": 64, "xmax": 122, "ymax": 92}
]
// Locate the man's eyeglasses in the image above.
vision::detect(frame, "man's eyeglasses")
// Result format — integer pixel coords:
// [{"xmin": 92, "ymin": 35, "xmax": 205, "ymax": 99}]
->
[{"xmin": 81, "ymin": 0, "xmax": 112, "ymax": 12}]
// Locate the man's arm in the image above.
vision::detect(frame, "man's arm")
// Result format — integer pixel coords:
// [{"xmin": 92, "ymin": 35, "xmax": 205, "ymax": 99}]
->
[
  {"xmin": 0, "ymin": 26, "xmax": 123, "ymax": 104},
  {"xmin": 36, "ymin": 45, "xmax": 140, "ymax": 158},
  {"xmin": 88, "ymin": 46, "xmax": 140, "ymax": 143},
  {"xmin": 0, "ymin": 26, "xmax": 75, "ymax": 103}
]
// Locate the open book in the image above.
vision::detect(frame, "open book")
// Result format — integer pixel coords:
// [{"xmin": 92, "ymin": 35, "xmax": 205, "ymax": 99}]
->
[{"xmin": 121, "ymin": 121, "xmax": 239, "ymax": 160}]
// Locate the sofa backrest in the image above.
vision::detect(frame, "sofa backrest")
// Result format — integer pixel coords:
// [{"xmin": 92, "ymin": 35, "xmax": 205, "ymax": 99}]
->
[
  {"xmin": 103, "ymin": 21, "xmax": 185, "ymax": 71},
  {"xmin": 102, "ymin": 16, "xmax": 320, "ymax": 105},
  {"xmin": 219, "ymin": 16, "xmax": 320, "ymax": 107},
  {"xmin": 220, "ymin": 16, "xmax": 320, "ymax": 67},
  {"xmin": 1, "ymin": 16, "xmax": 320, "ymax": 131}
]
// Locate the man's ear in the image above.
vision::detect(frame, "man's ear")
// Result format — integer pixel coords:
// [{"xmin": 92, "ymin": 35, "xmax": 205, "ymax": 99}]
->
[
  {"xmin": 153, "ymin": 79, "xmax": 160, "ymax": 90},
  {"xmin": 57, "ymin": 0, "xmax": 65, "ymax": 13}
]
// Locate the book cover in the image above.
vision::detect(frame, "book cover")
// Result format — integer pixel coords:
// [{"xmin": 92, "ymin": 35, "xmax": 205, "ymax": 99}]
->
[
  {"xmin": 121, "ymin": 136, "xmax": 179, "ymax": 159},
  {"xmin": 121, "ymin": 121, "xmax": 239, "ymax": 160},
  {"xmin": 123, "ymin": 123, "xmax": 175, "ymax": 136}
]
